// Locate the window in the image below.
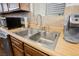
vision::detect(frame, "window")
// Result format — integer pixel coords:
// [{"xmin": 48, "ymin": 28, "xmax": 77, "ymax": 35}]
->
[
  {"xmin": 33, "ymin": 3, "xmax": 46, "ymax": 16},
  {"xmin": 46, "ymin": 3, "xmax": 65, "ymax": 15},
  {"xmin": 32, "ymin": 3, "xmax": 65, "ymax": 16}
]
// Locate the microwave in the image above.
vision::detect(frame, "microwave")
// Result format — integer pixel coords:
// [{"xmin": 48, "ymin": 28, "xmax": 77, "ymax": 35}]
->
[{"xmin": 0, "ymin": 17, "xmax": 28, "ymax": 29}]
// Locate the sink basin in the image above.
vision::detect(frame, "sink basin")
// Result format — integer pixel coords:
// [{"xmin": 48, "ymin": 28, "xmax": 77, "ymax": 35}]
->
[
  {"xmin": 14, "ymin": 28, "xmax": 39, "ymax": 38},
  {"xmin": 29, "ymin": 31, "xmax": 60, "ymax": 50},
  {"xmin": 14, "ymin": 29, "xmax": 60, "ymax": 50}
]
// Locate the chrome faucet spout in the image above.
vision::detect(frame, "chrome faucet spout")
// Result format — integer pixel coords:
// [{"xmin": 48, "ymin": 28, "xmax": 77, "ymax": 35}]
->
[{"xmin": 36, "ymin": 14, "xmax": 43, "ymax": 30}]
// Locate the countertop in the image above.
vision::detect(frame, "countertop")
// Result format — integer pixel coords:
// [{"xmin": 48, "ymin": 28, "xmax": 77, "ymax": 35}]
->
[{"xmin": 0, "ymin": 27, "xmax": 79, "ymax": 56}]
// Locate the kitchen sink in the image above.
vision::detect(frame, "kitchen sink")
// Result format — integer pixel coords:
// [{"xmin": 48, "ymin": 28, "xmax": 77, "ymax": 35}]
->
[
  {"xmin": 14, "ymin": 29, "xmax": 60, "ymax": 50},
  {"xmin": 14, "ymin": 28, "xmax": 39, "ymax": 38},
  {"xmin": 29, "ymin": 31, "xmax": 60, "ymax": 50}
]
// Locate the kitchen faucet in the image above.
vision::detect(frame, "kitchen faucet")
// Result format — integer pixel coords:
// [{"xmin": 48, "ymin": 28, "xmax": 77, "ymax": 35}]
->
[
  {"xmin": 36, "ymin": 14, "xmax": 45, "ymax": 31},
  {"xmin": 36, "ymin": 14, "xmax": 49, "ymax": 37}
]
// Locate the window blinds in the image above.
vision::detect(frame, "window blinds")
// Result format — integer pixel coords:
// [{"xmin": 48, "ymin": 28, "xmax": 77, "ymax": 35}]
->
[
  {"xmin": 46, "ymin": 3, "xmax": 65, "ymax": 15},
  {"xmin": 33, "ymin": 3, "xmax": 65, "ymax": 16}
]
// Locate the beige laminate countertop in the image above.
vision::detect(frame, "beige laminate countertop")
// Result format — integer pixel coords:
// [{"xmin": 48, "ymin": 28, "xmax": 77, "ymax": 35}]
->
[{"xmin": 0, "ymin": 27, "xmax": 79, "ymax": 56}]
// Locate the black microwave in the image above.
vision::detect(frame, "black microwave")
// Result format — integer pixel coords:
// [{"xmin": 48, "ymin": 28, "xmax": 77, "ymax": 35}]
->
[{"xmin": 5, "ymin": 17, "xmax": 23, "ymax": 29}]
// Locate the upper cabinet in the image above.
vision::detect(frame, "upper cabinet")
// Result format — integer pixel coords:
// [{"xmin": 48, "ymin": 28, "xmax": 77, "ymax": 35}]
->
[
  {"xmin": 8, "ymin": 3, "xmax": 30, "ymax": 12},
  {"xmin": 8, "ymin": 3, "xmax": 19, "ymax": 11},
  {"xmin": 0, "ymin": 3, "xmax": 30, "ymax": 14},
  {"xmin": 19, "ymin": 3, "xmax": 30, "ymax": 11}
]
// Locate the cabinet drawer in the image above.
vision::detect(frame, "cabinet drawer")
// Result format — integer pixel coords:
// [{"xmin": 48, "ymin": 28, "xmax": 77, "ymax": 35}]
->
[
  {"xmin": 10, "ymin": 36, "xmax": 23, "ymax": 49},
  {"xmin": 10, "ymin": 36, "xmax": 22, "ymax": 44},
  {"xmin": 12, "ymin": 43, "xmax": 24, "ymax": 56},
  {"xmin": 24, "ymin": 44, "xmax": 48, "ymax": 56},
  {"xmin": 11, "ymin": 39, "xmax": 23, "ymax": 49}
]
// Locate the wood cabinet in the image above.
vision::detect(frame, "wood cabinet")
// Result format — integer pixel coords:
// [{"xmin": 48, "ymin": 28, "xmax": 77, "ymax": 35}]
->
[
  {"xmin": 12, "ymin": 43, "xmax": 24, "ymax": 56},
  {"xmin": 0, "ymin": 3, "xmax": 30, "ymax": 14},
  {"xmin": 10, "ymin": 36, "xmax": 24, "ymax": 56},
  {"xmin": 10, "ymin": 36, "xmax": 49, "ymax": 56},
  {"xmin": 8, "ymin": 3, "xmax": 30, "ymax": 12},
  {"xmin": 0, "ymin": 38, "xmax": 3, "ymax": 48},
  {"xmin": 8, "ymin": 3, "xmax": 19, "ymax": 11},
  {"xmin": 19, "ymin": 3, "xmax": 30, "ymax": 11},
  {"xmin": 24, "ymin": 43, "xmax": 49, "ymax": 56}
]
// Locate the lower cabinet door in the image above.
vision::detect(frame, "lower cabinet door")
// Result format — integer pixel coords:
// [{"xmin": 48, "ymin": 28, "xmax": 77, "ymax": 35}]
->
[
  {"xmin": 12, "ymin": 43, "xmax": 24, "ymax": 56},
  {"xmin": 24, "ymin": 43, "xmax": 48, "ymax": 56},
  {"xmin": 0, "ymin": 38, "xmax": 3, "ymax": 48},
  {"xmin": 25, "ymin": 53, "xmax": 30, "ymax": 56},
  {"xmin": 10, "ymin": 36, "xmax": 23, "ymax": 49}
]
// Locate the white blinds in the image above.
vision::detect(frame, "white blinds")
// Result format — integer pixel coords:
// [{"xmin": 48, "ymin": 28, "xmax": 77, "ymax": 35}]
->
[
  {"xmin": 46, "ymin": 3, "xmax": 65, "ymax": 15},
  {"xmin": 33, "ymin": 3, "xmax": 65, "ymax": 16}
]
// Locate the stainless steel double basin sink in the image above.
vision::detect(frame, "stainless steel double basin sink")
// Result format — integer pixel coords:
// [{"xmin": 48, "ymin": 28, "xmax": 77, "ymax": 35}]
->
[{"xmin": 14, "ymin": 28, "xmax": 60, "ymax": 50}]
